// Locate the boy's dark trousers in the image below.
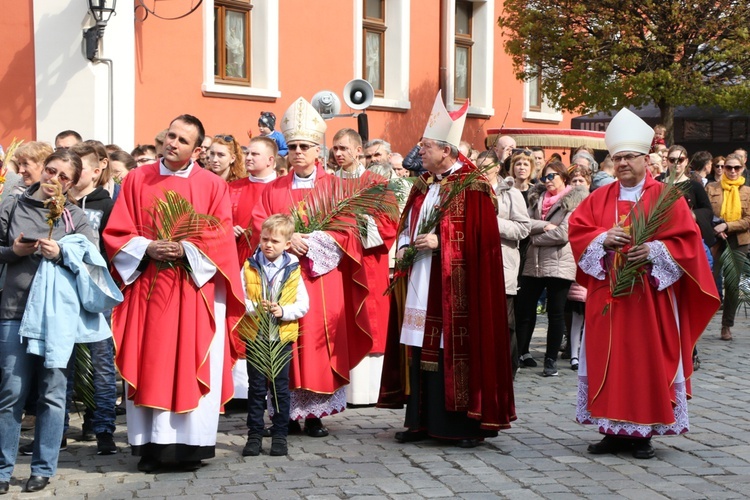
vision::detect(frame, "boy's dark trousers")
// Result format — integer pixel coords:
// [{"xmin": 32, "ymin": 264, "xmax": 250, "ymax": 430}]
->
[{"xmin": 246, "ymin": 343, "xmax": 291, "ymax": 437}]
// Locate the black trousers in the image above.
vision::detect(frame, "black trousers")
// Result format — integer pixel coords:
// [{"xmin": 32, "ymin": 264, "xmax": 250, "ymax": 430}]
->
[
  {"xmin": 515, "ymin": 276, "xmax": 572, "ymax": 360},
  {"xmin": 246, "ymin": 343, "xmax": 291, "ymax": 437}
]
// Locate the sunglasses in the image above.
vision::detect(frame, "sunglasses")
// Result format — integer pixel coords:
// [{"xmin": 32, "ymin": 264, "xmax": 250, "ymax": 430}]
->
[
  {"xmin": 611, "ymin": 153, "xmax": 645, "ymax": 163},
  {"xmin": 43, "ymin": 166, "xmax": 71, "ymax": 183},
  {"xmin": 667, "ymin": 156, "xmax": 687, "ymax": 163},
  {"xmin": 288, "ymin": 143, "xmax": 316, "ymax": 152},
  {"xmin": 725, "ymin": 165, "xmax": 743, "ymax": 172},
  {"xmin": 214, "ymin": 134, "xmax": 235, "ymax": 142},
  {"xmin": 541, "ymin": 172, "xmax": 560, "ymax": 182}
]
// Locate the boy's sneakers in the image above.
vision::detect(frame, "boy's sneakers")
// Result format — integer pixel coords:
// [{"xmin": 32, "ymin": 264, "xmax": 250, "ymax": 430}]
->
[
  {"xmin": 542, "ymin": 358, "xmax": 559, "ymax": 377},
  {"xmin": 270, "ymin": 437, "xmax": 288, "ymax": 456},
  {"xmin": 20, "ymin": 437, "xmax": 67, "ymax": 456},
  {"xmin": 242, "ymin": 435, "xmax": 262, "ymax": 457},
  {"xmin": 96, "ymin": 432, "xmax": 118, "ymax": 455}
]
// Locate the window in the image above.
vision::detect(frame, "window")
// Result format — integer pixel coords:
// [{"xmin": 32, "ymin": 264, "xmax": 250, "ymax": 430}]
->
[
  {"xmin": 454, "ymin": 1, "xmax": 473, "ymax": 104},
  {"xmin": 202, "ymin": 0, "xmax": 279, "ymax": 100},
  {"xmin": 214, "ymin": 0, "xmax": 252, "ymax": 84},
  {"xmin": 527, "ymin": 66, "xmax": 542, "ymax": 112},
  {"xmin": 363, "ymin": 0, "xmax": 386, "ymax": 96}
]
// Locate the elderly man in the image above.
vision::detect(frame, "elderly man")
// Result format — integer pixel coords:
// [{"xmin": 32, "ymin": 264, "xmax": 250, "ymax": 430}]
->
[
  {"xmin": 364, "ymin": 139, "xmax": 392, "ymax": 167},
  {"xmin": 379, "ymin": 92, "xmax": 516, "ymax": 447},
  {"xmin": 104, "ymin": 114, "xmax": 246, "ymax": 472},
  {"xmin": 569, "ymin": 108, "xmax": 719, "ymax": 460},
  {"xmin": 571, "ymin": 150, "xmax": 599, "ymax": 173},
  {"xmin": 390, "ymin": 153, "xmax": 408, "ymax": 178},
  {"xmin": 493, "ymin": 135, "xmax": 517, "ymax": 164},
  {"xmin": 251, "ymin": 98, "xmax": 373, "ymax": 437}
]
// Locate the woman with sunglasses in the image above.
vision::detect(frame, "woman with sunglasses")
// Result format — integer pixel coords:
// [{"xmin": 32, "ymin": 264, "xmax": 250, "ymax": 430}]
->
[
  {"xmin": 207, "ymin": 135, "xmax": 246, "ymax": 183},
  {"xmin": 515, "ymin": 161, "xmax": 588, "ymax": 376},
  {"xmin": 706, "ymin": 153, "xmax": 750, "ymax": 341},
  {"xmin": 707, "ymin": 156, "xmax": 726, "ymax": 183},
  {"xmin": 0, "ymin": 149, "xmax": 97, "ymax": 493}
]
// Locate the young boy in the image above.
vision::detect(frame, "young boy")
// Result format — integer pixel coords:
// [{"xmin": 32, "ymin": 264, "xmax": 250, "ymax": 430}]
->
[{"xmin": 241, "ymin": 214, "xmax": 309, "ymax": 457}]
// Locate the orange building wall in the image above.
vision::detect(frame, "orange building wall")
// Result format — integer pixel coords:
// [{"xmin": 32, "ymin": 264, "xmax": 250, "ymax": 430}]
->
[
  {"xmin": 0, "ymin": 2, "xmax": 37, "ymax": 147},
  {"xmin": 132, "ymin": 0, "xmax": 576, "ymax": 155}
]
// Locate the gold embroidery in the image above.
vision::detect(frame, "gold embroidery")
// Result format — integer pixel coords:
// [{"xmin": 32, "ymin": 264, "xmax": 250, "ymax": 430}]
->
[{"xmin": 455, "ymin": 359, "xmax": 469, "ymax": 407}]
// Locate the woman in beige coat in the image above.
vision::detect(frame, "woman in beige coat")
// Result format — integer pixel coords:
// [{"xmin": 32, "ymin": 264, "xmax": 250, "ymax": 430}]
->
[
  {"xmin": 706, "ymin": 153, "xmax": 750, "ymax": 340},
  {"xmin": 515, "ymin": 161, "xmax": 588, "ymax": 377}
]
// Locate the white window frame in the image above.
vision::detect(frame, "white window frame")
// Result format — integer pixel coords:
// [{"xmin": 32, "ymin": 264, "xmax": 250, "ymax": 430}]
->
[
  {"xmin": 354, "ymin": 0, "xmax": 411, "ymax": 111},
  {"xmin": 443, "ymin": 0, "xmax": 494, "ymax": 117},
  {"xmin": 202, "ymin": 0, "xmax": 280, "ymax": 100},
  {"xmin": 523, "ymin": 69, "xmax": 562, "ymax": 123}
]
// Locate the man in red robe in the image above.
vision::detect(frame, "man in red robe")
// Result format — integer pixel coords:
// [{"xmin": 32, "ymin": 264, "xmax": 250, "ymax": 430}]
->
[
  {"xmin": 569, "ymin": 108, "xmax": 720, "ymax": 459},
  {"xmin": 250, "ymin": 98, "xmax": 372, "ymax": 437},
  {"xmin": 378, "ymin": 92, "xmax": 516, "ymax": 447},
  {"xmin": 103, "ymin": 114, "xmax": 246, "ymax": 472}
]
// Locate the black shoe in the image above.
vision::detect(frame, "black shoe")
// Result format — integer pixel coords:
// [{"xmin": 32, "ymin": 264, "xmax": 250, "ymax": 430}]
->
[
  {"xmin": 80, "ymin": 428, "xmax": 96, "ymax": 442},
  {"xmin": 270, "ymin": 437, "xmax": 288, "ymax": 456},
  {"xmin": 115, "ymin": 404, "xmax": 126, "ymax": 416},
  {"xmin": 542, "ymin": 358, "xmax": 558, "ymax": 377},
  {"xmin": 692, "ymin": 355, "xmax": 701, "ymax": 371},
  {"xmin": 632, "ymin": 439, "xmax": 655, "ymax": 459},
  {"xmin": 456, "ymin": 439, "xmax": 481, "ymax": 448},
  {"xmin": 137, "ymin": 456, "xmax": 160, "ymax": 473},
  {"xmin": 0, "ymin": 481, "xmax": 7, "ymax": 495},
  {"xmin": 25, "ymin": 475, "xmax": 49, "ymax": 492},
  {"xmin": 180, "ymin": 460, "xmax": 202, "ymax": 471},
  {"xmin": 262, "ymin": 426, "xmax": 272, "ymax": 438},
  {"xmin": 288, "ymin": 420, "xmax": 302, "ymax": 434},
  {"xmin": 587, "ymin": 435, "xmax": 631, "ymax": 455},
  {"xmin": 394, "ymin": 430, "xmax": 428, "ymax": 443},
  {"xmin": 242, "ymin": 435, "xmax": 262, "ymax": 456},
  {"xmin": 304, "ymin": 418, "xmax": 329, "ymax": 438},
  {"xmin": 96, "ymin": 432, "xmax": 118, "ymax": 455},
  {"xmin": 570, "ymin": 358, "xmax": 579, "ymax": 371},
  {"xmin": 20, "ymin": 437, "xmax": 66, "ymax": 456},
  {"xmin": 520, "ymin": 355, "xmax": 537, "ymax": 368}
]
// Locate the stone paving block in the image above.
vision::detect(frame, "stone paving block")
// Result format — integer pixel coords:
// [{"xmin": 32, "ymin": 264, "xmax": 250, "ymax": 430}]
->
[
  {"xmin": 340, "ymin": 484, "xmax": 382, "ymax": 496},
  {"xmin": 415, "ymin": 486, "xmax": 454, "ymax": 497},
  {"xmin": 618, "ymin": 488, "xmax": 670, "ymax": 500},
  {"xmin": 255, "ymin": 490, "xmax": 301, "ymax": 500}
]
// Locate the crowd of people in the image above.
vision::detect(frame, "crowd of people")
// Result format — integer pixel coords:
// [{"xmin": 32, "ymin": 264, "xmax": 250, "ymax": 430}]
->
[{"xmin": 0, "ymin": 97, "xmax": 742, "ymax": 492}]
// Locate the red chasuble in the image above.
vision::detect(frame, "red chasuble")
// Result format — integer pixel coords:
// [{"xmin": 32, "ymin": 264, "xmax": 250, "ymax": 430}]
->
[
  {"xmin": 103, "ymin": 163, "xmax": 246, "ymax": 413},
  {"xmin": 229, "ymin": 177, "xmax": 269, "ymax": 265},
  {"xmin": 379, "ymin": 164, "xmax": 517, "ymax": 431},
  {"xmin": 569, "ymin": 175, "xmax": 720, "ymax": 426},
  {"xmin": 250, "ymin": 166, "xmax": 373, "ymax": 394}
]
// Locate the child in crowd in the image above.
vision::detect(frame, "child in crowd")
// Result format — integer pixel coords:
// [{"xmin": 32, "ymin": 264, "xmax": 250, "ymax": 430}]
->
[
  {"xmin": 241, "ymin": 214, "xmax": 309, "ymax": 457},
  {"xmin": 258, "ymin": 111, "xmax": 288, "ymax": 157}
]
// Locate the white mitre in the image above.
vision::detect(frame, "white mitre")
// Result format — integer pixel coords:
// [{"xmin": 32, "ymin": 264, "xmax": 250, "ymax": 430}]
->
[
  {"xmin": 422, "ymin": 91, "xmax": 469, "ymax": 148},
  {"xmin": 281, "ymin": 97, "xmax": 327, "ymax": 145},
  {"xmin": 605, "ymin": 108, "xmax": 654, "ymax": 155}
]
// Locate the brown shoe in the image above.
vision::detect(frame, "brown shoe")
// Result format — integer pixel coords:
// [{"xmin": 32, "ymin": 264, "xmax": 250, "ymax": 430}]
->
[{"xmin": 720, "ymin": 326, "xmax": 732, "ymax": 341}]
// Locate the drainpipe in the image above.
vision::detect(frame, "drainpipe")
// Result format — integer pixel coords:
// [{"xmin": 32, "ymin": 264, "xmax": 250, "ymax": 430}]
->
[
  {"xmin": 439, "ymin": 0, "xmax": 453, "ymax": 106},
  {"xmin": 93, "ymin": 58, "xmax": 114, "ymax": 145}
]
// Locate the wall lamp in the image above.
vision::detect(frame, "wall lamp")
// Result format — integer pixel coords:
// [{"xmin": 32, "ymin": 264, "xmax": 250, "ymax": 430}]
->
[{"xmin": 84, "ymin": 0, "xmax": 117, "ymax": 60}]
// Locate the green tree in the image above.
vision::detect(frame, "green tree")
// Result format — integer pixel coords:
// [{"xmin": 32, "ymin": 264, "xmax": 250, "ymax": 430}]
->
[{"xmin": 499, "ymin": 0, "xmax": 750, "ymax": 143}]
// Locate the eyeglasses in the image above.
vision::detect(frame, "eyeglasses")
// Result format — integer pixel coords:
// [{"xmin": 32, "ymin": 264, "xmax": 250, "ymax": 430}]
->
[
  {"xmin": 541, "ymin": 172, "xmax": 560, "ymax": 182},
  {"xmin": 214, "ymin": 135, "xmax": 235, "ymax": 142},
  {"xmin": 43, "ymin": 166, "xmax": 71, "ymax": 183},
  {"xmin": 136, "ymin": 157, "xmax": 155, "ymax": 164},
  {"xmin": 667, "ymin": 156, "xmax": 687, "ymax": 164},
  {"xmin": 288, "ymin": 143, "xmax": 316, "ymax": 152},
  {"xmin": 724, "ymin": 165, "xmax": 743, "ymax": 172},
  {"xmin": 611, "ymin": 153, "xmax": 645, "ymax": 163}
]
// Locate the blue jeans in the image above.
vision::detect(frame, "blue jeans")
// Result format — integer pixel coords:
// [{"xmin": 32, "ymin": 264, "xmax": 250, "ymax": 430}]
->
[
  {"xmin": 64, "ymin": 337, "xmax": 117, "ymax": 435},
  {"xmin": 0, "ymin": 320, "xmax": 68, "ymax": 480}
]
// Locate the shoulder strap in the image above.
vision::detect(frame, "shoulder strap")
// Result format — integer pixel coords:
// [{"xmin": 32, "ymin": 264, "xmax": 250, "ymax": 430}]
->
[{"xmin": 4, "ymin": 195, "xmax": 18, "ymax": 244}]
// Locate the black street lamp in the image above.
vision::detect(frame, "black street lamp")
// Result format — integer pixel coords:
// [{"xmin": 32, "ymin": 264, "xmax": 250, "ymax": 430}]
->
[{"xmin": 84, "ymin": 0, "xmax": 117, "ymax": 60}]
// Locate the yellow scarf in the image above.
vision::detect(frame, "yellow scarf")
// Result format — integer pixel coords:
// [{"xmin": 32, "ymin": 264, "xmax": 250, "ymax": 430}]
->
[{"xmin": 720, "ymin": 175, "xmax": 745, "ymax": 222}]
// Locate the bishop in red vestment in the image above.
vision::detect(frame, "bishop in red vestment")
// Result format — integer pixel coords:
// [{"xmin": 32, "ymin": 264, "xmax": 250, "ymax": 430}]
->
[
  {"xmin": 103, "ymin": 115, "xmax": 245, "ymax": 472},
  {"xmin": 568, "ymin": 108, "xmax": 719, "ymax": 460}
]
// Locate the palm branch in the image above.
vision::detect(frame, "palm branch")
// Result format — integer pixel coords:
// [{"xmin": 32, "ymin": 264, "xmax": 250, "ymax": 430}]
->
[
  {"xmin": 290, "ymin": 175, "xmax": 399, "ymax": 234},
  {"xmin": 144, "ymin": 190, "xmax": 224, "ymax": 298},
  {"xmin": 720, "ymin": 245, "xmax": 750, "ymax": 313},
  {"xmin": 607, "ymin": 170, "xmax": 687, "ymax": 298},
  {"xmin": 73, "ymin": 343, "xmax": 96, "ymax": 411}
]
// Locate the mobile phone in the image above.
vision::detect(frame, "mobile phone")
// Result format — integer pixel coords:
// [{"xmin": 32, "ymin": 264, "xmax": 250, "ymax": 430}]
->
[{"xmin": 19, "ymin": 237, "xmax": 38, "ymax": 244}]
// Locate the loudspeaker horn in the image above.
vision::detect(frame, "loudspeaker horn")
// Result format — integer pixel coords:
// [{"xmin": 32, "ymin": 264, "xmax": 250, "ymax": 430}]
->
[
  {"xmin": 311, "ymin": 90, "xmax": 342, "ymax": 118},
  {"xmin": 343, "ymin": 79, "xmax": 374, "ymax": 110}
]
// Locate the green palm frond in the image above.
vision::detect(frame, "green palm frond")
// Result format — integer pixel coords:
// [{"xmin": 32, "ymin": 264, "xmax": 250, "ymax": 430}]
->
[
  {"xmin": 73, "ymin": 343, "xmax": 96, "ymax": 411},
  {"xmin": 720, "ymin": 245, "xmax": 750, "ymax": 311},
  {"xmin": 291, "ymin": 175, "xmax": 399, "ymax": 234}
]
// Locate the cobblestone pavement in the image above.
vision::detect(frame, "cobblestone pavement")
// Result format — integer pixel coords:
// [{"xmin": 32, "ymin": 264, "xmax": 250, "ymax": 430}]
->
[{"xmin": 7, "ymin": 309, "xmax": 750, "ymax": 498}]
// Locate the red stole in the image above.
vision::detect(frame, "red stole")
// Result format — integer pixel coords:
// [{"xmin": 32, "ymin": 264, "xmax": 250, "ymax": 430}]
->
[
  {"xmin": 229, "ymin": 177, "xmax": 269, "ymax": 264},
  {"xmin": 379, "ymin": 166, "xmax": 517, "ymax": 430},
  {"xmin": 250, "ymin": 167, "xmax": 373, "ymax": 393},
  {"xmin": 103, "ymin": 163, "xmax": 246, "ymax": 413},
  {"xmin": 569, "ymin": 176, "xmax": 720, "ymax": 425}
]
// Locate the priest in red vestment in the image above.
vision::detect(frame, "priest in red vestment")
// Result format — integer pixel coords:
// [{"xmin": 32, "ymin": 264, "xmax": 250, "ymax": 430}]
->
[
  {"xmin": 568, "ymin": 108, "xmax": 720, "ymax": 460},
  {"xmin": 250, "ymin": 98, "xmax": 372, "ymax": 438},
  {"xmin": 103, "ymin": 114, "xmax": 246, "ymax": 472},
  {"xmin": 378, "ymin": 92, "xmax": 516, "ymax": 447},
  {"xmin": 228, "ymin": 136, "xmax": 278, "ymax": 400}
]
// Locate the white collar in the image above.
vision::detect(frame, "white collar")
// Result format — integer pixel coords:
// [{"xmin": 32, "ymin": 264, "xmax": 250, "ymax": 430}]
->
[
  {"xmin": 248, "ymin": 172, "xmax": 277, "ymax": 184},
  {"xmin": 159, "ymin": 159, "xmax": 194, "ymax": 178}
]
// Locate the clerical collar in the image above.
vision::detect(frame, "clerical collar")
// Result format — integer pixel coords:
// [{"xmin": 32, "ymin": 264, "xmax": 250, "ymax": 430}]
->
[
  {"xmin": 427, "ymin": 161, "xmax": 461, "ymax": 185},
  {"xmin": 618, "ymin": 176, "xmax": 646, "ymax": 202},
  {"xmin": 336, "ymin": 164, "xmax": 365, "ymax": 179},
  {"xmin": 292, "ymin": 168, "xmax": 316, "ymax": 189},
  {"xmin": 248, "ymin": 172, "xmax": 277, "ymax": 184},
  {"xmin": 159, "ymin": 159, "xmax": 194, "ymax": 178}
]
